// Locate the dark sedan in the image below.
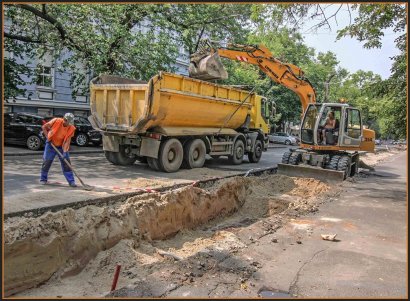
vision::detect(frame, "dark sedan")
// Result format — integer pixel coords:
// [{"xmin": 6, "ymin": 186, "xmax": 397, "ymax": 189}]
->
[{"xmin": 4, "ymin": 112, "xmax": 47, "ymax": 150}]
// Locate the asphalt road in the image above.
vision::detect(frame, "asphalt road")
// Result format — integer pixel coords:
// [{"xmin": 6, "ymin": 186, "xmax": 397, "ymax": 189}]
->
[{"xmin": 3, "ymin": 146, "xmax": 290, "ymax": 214}]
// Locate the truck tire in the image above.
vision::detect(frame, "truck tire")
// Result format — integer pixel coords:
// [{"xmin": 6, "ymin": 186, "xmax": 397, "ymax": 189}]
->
[
  {"xmin": 183, "ymin": 139, "xmax": 206, "ymax": 169},
  {"xmin": 112, "ymin": 145, "xmax": 137, "ymax": 166},
  {"xmin": 288, "ymin": 152, "xmax": 302, "ymax": 165},
  {"xmin": 337, "ymin": 155, "xmax": 351, "ymax": 180},
  {"xmin": 147, "ymin": 157, "xmax": 161, "ymax": 171},
  {"xmin": 326, "ymin": 155, "xmax": 341, "ymax": 170},
  {"xmin": 229, "ymin": 139, "xmax": 244, "ymax": 165},
  {"xmin": 158, "ymin": 138, "xmax": 183, "ymax": 172},
  {"xmin": 248, "ymin": 140, "xmax": 263, "ymax": 163},
  {"xmin": 105, "ymin": 151, "xmax": 118, "ymax": 164},
  {"xmin": 281, "ymin": 151, "xmax": 292, "ymax": 164}
]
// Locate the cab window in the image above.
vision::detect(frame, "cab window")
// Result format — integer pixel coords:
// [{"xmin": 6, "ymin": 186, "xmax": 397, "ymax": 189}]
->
[{"xmin": 344, "ymin": 109, "xmax": 361, "ymax": 139}]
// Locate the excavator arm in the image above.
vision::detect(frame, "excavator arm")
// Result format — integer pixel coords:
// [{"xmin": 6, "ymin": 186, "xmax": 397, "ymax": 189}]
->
[{"xmin": 189, "ymin": 40, "xmax": 316, "ymax": 112}]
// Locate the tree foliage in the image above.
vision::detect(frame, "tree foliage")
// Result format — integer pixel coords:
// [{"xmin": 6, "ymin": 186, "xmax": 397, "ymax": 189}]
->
[{"xmin": 4, "ymin": 4, "xmax": 250, "ymax": 97}]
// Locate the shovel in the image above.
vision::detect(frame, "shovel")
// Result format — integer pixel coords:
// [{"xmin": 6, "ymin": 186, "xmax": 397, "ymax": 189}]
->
[{"xmin": 50, "ymin": 143, "xmax": 94, "ymax": 191}]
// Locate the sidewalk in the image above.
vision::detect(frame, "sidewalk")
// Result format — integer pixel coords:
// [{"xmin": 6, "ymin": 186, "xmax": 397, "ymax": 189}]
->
[{"xmin": 4, "ymin": 145, "xmax": 104, "ymax": 157}]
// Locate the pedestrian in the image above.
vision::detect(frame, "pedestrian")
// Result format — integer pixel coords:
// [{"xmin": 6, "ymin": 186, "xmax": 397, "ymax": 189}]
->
[{"xmin": 40, "ymin": 113, "xmax": 77, "ymax": 187}]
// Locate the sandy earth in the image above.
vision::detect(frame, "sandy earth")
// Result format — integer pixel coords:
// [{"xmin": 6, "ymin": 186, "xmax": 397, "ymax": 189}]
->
[
  {"xmin": 360, "ymin": 147, "xmax": 403, "ymax": 167},
  {"xmin": 4, "ymin": 149, "xmax": 403, "ymax": 297}
]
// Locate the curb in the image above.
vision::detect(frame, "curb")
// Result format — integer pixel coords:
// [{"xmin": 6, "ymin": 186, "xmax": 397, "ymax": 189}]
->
[{"xmin": 4, "ymin": 150, "xmax": 104, "ymax": 157}]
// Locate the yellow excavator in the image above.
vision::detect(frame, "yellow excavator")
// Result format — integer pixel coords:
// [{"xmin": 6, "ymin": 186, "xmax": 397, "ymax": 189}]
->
[{"xmin": 189, "ymin": 39, "xmax": 375, "ymax": 181}]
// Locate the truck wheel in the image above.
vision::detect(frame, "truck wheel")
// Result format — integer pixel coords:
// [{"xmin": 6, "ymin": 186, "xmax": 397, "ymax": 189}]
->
[
  {"xmin": 337, "ymin": 155, "xmax": 351, "ymax": 180},
  {"xmin": 183, "ymin": 139, "xmax": 206, "ymax": 169},
  {"xmin": 248, "ymin": 140, "xmax": 263, "ymax": 163},
  {"xmin": 158, "ymin": 138, "xmax": 183, "ymax": 172},
  {"xmin": 229, "ymin": 139, "xmax": 244, "ymax": 165},
  {"xmin": 326, "ymin": 155, "xmax": 341, "ymax": 170},
  {"xmin": 281, "ymin": 151, "xmax": 292, "ymax": 164},
  {"xmin": 147, "ymin": 157, "xmax": 161, "ymax": 171},
  {"xmin": 104, "ymin": 151, "xmax": 118, "ymax": 164},
  {"xmin": 288, "ymin": 152, "xmax": 302, "ymax": 165},
  {"xmin": 112, "ymin": 145, "xmax": 137, "ymax": 165}
]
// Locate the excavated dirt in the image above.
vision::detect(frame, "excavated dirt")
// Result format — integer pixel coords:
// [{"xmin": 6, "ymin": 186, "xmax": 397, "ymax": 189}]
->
[
  {"xmin": 360, "ymin": 147, "xmax": 402, "ymax": 167},
  {"xmin": 4, "ymin": 174, "xmax": 332, "ymax": 297}
]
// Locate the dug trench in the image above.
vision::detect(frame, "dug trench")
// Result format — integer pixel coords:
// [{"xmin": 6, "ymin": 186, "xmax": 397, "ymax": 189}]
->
[{"xmin": 4, "ymin": 173, "xmax": 335, "ymax": 298}]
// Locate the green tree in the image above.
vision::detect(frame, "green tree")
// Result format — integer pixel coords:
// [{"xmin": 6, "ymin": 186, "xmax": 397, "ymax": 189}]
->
[{"xmin": 4, "ymin": 4, "xmax": 250, "ymax": 98}]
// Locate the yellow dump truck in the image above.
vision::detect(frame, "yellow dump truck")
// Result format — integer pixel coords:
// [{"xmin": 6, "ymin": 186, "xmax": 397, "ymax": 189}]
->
[{"xmin": 88, "ymin": 72, "xmax": 275, "ymax": 172}]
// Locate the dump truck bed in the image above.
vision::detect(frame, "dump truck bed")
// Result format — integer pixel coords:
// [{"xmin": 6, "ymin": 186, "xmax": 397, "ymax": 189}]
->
[{"xmin": 89, "ymin": 72, "xmax": 255, "ymax": 136}]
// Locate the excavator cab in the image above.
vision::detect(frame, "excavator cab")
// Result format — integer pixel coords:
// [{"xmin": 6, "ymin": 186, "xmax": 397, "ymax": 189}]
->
[{"xmin": 300, "ymin": 103, "xmax": 363, "ymax": 149}]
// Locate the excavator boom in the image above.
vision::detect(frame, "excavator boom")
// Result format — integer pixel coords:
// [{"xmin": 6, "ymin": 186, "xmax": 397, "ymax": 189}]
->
[{"xmin": 189, "ymin": 40, "xmax": 316, "ymax": 112}]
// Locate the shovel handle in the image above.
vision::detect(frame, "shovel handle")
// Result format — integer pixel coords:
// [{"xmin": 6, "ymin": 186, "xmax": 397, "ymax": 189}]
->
[{"xmin": 49, "ymin": 142, "xmax": 87, "ymax": 187}]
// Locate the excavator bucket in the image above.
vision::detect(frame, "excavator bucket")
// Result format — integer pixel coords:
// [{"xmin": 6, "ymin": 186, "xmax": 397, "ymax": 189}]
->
[
  {"xmin": 277, "ymin": 163, "xmax": 345, "ymax": 182},
  {"xmin": 189, "ymin": 52, "xmax": 228, "ymax": 81}
]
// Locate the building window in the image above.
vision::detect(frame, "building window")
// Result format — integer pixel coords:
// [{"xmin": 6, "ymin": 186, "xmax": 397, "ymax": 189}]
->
[
  {"xmin": 36, "ymin": 65, "xmax": 54, "ymax": 88},
  {"xmin": 75, "ymin": 95, "xmax": 87, "ymax": 103},
  {"xmin": 74, "ymin": 110, "xmax": 88, "ymax": 117},
  {"xmin": 37, "ymin": 108, "xmax": 53, "ymax": 117}
]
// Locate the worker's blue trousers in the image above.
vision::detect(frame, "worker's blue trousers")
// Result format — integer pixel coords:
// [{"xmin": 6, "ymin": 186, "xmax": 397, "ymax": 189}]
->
[{"xmin": 40, "ymin": 141, "xmax": 75, "ymax": 184}]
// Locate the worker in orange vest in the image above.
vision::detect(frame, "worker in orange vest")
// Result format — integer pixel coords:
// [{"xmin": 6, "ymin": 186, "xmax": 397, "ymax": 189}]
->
[{"xmin": 40, "ymin": 113, "xmax": 77, "ymax": 187}]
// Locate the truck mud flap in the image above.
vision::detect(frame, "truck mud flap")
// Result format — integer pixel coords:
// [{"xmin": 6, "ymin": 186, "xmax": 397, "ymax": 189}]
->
[{"xmin": 277, "ymin": 163, "xmax": 345, "ymax": 182}]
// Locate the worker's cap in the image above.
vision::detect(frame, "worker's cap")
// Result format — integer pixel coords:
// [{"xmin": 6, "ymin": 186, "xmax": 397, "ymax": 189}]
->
[{"xmin": 63, "ymin": 113, "xmax": 74, "ymax": 125}]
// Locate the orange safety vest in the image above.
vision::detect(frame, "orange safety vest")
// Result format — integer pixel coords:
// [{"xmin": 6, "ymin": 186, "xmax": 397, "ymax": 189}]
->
[{"xmin": 47, "ymin": 118, "xmax": 76, "ymax": 147}]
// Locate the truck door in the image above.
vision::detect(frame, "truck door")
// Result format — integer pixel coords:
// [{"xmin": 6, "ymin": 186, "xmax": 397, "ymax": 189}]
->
[{"xmin": 340, "ymin": 108, "xmax": 362, "ymax": 148}]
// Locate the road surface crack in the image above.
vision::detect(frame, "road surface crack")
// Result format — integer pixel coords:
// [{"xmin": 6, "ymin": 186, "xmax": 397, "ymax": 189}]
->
[{"xmin": 288, "ymin": 247, "xmax": 329, "ymax": 297}]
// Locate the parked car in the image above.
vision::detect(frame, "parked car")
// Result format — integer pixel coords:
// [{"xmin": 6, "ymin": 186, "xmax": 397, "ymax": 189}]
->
[
  {"xmin": 268, "ymin": 132, "xmax": 298, "ymax": 145},
  {"xmin": 392, "ymin": 139, "xmax": 406, "ymax": 145},
  {"xmin": 4, "ymin": 112, "xmax": 47, "ymax": 150},
  {"xmin": 44, "ymin": 115, "xmax": 102, "ymax": 147}
]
